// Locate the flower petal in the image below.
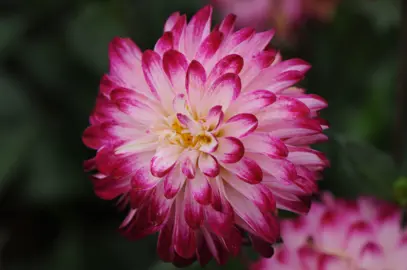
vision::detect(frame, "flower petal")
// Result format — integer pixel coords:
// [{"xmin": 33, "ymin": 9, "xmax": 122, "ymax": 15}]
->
[
  {"xmin": 222, "ymin": 156, "xmax": 263, "ymax": 184},
  {"xmin": 173, "ymin": 196, "xmax": 197, "ymax": 258},
  {"xmin": 225, "ymin": 186, "xmax": 279, "ymax": 243},
  {"xmin": 212, "ymin": 137, "xmax": 244, "ymax": 163},
  {"xmin": 131, "ymin": 166, "xmax": 160, "ymax": 190},
  {"xmin": 198, "ymin": 153, "xmax": 220, "ymax": 177},
  {"xmin": 221, "ymin": 113, "xmax": 258, "ymax": 138},
  {"xmin": 142, "ymin": 50, "xmax": 173, "ymax": 109},
  {"xmin": 184, "ymin": 5, "xmax": 212, "ymax": 58},
  {"xmin": 154, "ymin": 32, "xmax": 174, "ymax": 56},
  {"xmin": 207, "ymin": 54, "xmax": 244, "ymax": 87},
  {"xmin": 181, "ymin": 150, "xmax": 199, "ymax": 179},
  {"xmin": 186, "ymin": 60, "xmax": 206, "ymax": 111},
  {"xmin": 164, "ymin": 12, "xmax": 180, "ymax": 32},
  {"xmin": 184, "ymin": 182, "xmax": 204, "ymax": 229},
  {"xmin": 151, "ymin": 145, "xmax": 183, "ymax": 177},
  {"xmin": 204, "ymin": 73, "xmax": 241, "ymax": 111},
  {"xmin": 163, "ymin": 49, "xmax": 188, "ymax": 93},
  {"xmin": 218, "ymin": 14, "xmax": 236, "ymax": 37},
  {"xmin": 164, "ymin": 165, "xmax": 186, "ymax": 199},
  {"xmin": 223, "ymin": 172, "xmax": 276, "ymax": 213},
  {"xmin": 190, "ymin": 171, "xmax": 212, "ymax": 205},
  {"xmin": 241, "ymin": 133, "xmax": 288, "ymax": 158},
  {"xmin": 228, "ymin": 89, "xmax": 276, "ymax": 115},
  {"xmin": 195, "ymin": 31, "xmax": 223, "ymax": 65},
  {"xmin": 108, "ymin": 37, "xmax": 149, "ymax": 95},
  {"xmin": 205, "ymin": 105, "xmax": 224, "ymax": 131}
]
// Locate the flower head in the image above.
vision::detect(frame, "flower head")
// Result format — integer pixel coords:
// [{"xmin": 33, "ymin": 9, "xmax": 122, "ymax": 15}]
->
[
  {"xmin": 253, "ymin": 194, "xmax": 407, "ymax": 270},
  {"xmin": 83, "ymin": 5, "xmax": 328, "ymax": 267},
  {"xmin": 212, "ymin": 0, "xmax": 341, "ymax": 43}
]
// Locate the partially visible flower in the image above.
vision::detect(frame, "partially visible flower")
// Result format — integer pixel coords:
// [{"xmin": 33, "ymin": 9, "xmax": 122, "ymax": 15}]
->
[
  {"xmin": 252, "ymin": 193, "xmax": 407, "ymax": 270},
  {"xmin": 212, "ymin": 0, "xmax": 273, "ymax": 30},
  {"xmin": 212, "ymin": 0, "xmax": 303, "ymax": 41},
  {"xmin": 304, "ymin": 0, "xmax": 341, "ymax": 23},
  {"xmin": 212, "ymin": 0, "xmax": 341, "ymax": 43},
  {"xmin": 83, "ymin": 5, "xmax": 329, "ymax": 267}
]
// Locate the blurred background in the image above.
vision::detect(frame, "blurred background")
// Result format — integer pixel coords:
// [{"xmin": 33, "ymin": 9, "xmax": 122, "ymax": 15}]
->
[{"xmin": 0, "ymin": 0, "xmax": 405, "ymax": 269}]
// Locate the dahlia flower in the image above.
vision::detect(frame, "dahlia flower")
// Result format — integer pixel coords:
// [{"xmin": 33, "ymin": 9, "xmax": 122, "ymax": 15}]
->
[
  {"xmin": 212, "ymin": 0, "xmax": 303, "ymax": 41},
  {"xmin": 252, "ymin": 194, "xmax": 407, "ymax": 270},
  {"xmin": 82, "ymin": 5, "xmax": 328, "ymax": 266},
  {"xmin": 212, "ymin": 0, "xmax": 341, "ymax": 43}
]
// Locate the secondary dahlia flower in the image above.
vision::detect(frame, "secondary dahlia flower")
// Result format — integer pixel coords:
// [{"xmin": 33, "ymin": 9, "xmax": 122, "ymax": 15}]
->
[
  {"xmin": 212, "ymin": 0, "xmax": 303, "ymax": 41},
  {"xmin": 252, "ymin": 194, "xmax": 407, "ymax": 270},
  {"xmin": 82, "ymin": 5, "xmax": 329, "ymax": 267}
]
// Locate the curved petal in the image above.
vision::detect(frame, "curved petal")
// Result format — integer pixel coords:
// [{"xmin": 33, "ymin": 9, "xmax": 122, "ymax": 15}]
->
[
  {"xmin": 221, "ymin": 113, "xmax": 258, "ymax": 138},
  {"xmin": 241, "ymin": 133, "xmax": 288, "ymax": 158},
  {"xmin": 163, "ymin": 50, "xmax": 188, "ymax": 93},
  {"xmin": 184, "ymin": 5, "xmax": 213, "ymax": 58},
  {"xmin": 164, "ymin": 165, "xmax": 186, "ymax": 199},
  {"xmin": 190, "ymin": 171, "xmax": 212, "ymax": 205},
  {"xmin": 198, "ymin": 153, "xmax": 220, "ymax": 177},
  {"xmin": 154, "ymin": 32, "xmax": 174, "ymax": 56},
  {"xmin": 151, "ymin": 145, "xmax": 183, "ymax": 177},
  {"xmin": 212, "ymin": 137, "xmax": 244, "ymax": 163},
  {"xmin": 222, "ymin": 156, "xmax": 263, "ymax": 184}
]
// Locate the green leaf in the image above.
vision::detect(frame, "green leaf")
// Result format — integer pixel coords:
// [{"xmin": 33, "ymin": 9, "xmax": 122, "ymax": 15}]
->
[{"xmin": 66, "ymin": 2, "xmax": 127, "ymax": 73}]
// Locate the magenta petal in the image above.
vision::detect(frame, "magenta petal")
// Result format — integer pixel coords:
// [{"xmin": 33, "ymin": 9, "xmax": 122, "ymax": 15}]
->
[
  {"xmin": 213, "ymin": 137, "xmax": 244, "ymax": 164},
  {"xmin": 186, "ymin": 60, "xmax": 206, "ymax": 108},
  {"xmin": 204, "ymin": 207, "xmax": 234, "ymax": 237},
  {"xmin": 223, "ymin": 173, "xmax": 276, "ymax": 213},
  {"xmin": 91, "ymin": 174, "xmax": 129, "ymax": 200},
  {"xmin": 222, "ymin": 156, "xmax": 263, "ymax": 184},
  {"xmin": 184, "ymin": 182, "xmax": 204, "ymax": 229},
  {"xmin": 131, "ymin": 166, "xmax": 160, "ymax": 190},
  {"xmin": 228, "ymin": 89, "xmax": 276, "ymax": 115},
  {"xmin": 198, "ymin": 153, "xmax": 220, "ymax": 177},
  {"xmin": 225, "ymin": 187, "xmax": 279, "ymax": 243},
  {"xmin": 142, "ymin": 50, "xmax": 173, "ymax": 105},
  {"xmin": 222, "ymin": 113, "xmax": 258, "ymax": 138},
  {"xmin": 195, "ymin": 31, "xmax": 223, "ymax": 64},
  {"xmin": 242, "ymin": 133, "xmax": 288, "ymax": 158},
  {"xmin": 218, "ymin": 14, "xmax": 236, "ymax": 37},
  {"xmin": 190, "ymin": 171, "xmax": 212, "ymax": 205},
  {"xmin": 163, "ymin": 49, "xmax": 188, "ymax": 92},
  {"xmin": 157, "ymin": 219, "xmax": 175, "ymax": 262},
  {"xmin": 205, "ymin": 105, "xmax": 224, "ymax": 131},
  {"xmin": 205, "ymin": 73, "xmax": 241, "ymax": 109},
  {"xmin": 164, "ymin": 165, "xmax": 185, "ymax": 199},
  {"xmin": 207, "ymin": 54, "xmax": 244, "ymax": 87},
  {"xmin": 184, "ymin": 5, "xmax": 213, "ymax": 58},
  {"xmin": 181, "ymin": 150, "xmax": 199, "ymax": 179},
  {"xmin": 154, "ymin": 32, "xmax": 173, "ymax": 56},
  {"xmin": 164, "ymin": 12, "xmax": 180, "ymax": 32},
  {"xmin": 173, "ymin": 197, "xmax": 197, "ymax": 259},
  {"xmin": 150, "ymin": 145, "xmax": 182, "ymax": 177},
  {"xmin": 170, "ymin": 15, "xmax": 187, "ymax": 50}
]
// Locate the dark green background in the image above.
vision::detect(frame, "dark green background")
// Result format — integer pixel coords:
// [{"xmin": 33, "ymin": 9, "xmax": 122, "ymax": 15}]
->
[{"xmin": 0, "ymin": 0, "xmax": 405, "ymax": 269}]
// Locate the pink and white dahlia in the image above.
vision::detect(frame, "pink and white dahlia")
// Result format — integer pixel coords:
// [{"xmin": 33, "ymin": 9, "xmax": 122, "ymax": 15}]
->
[
  {"xmin": 252, "ymin": 194, "xmax": 407, "ymax": 270},
  {"xmin": 82, "ymin": 5, "xmax": 329, "ymax": 267}
]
